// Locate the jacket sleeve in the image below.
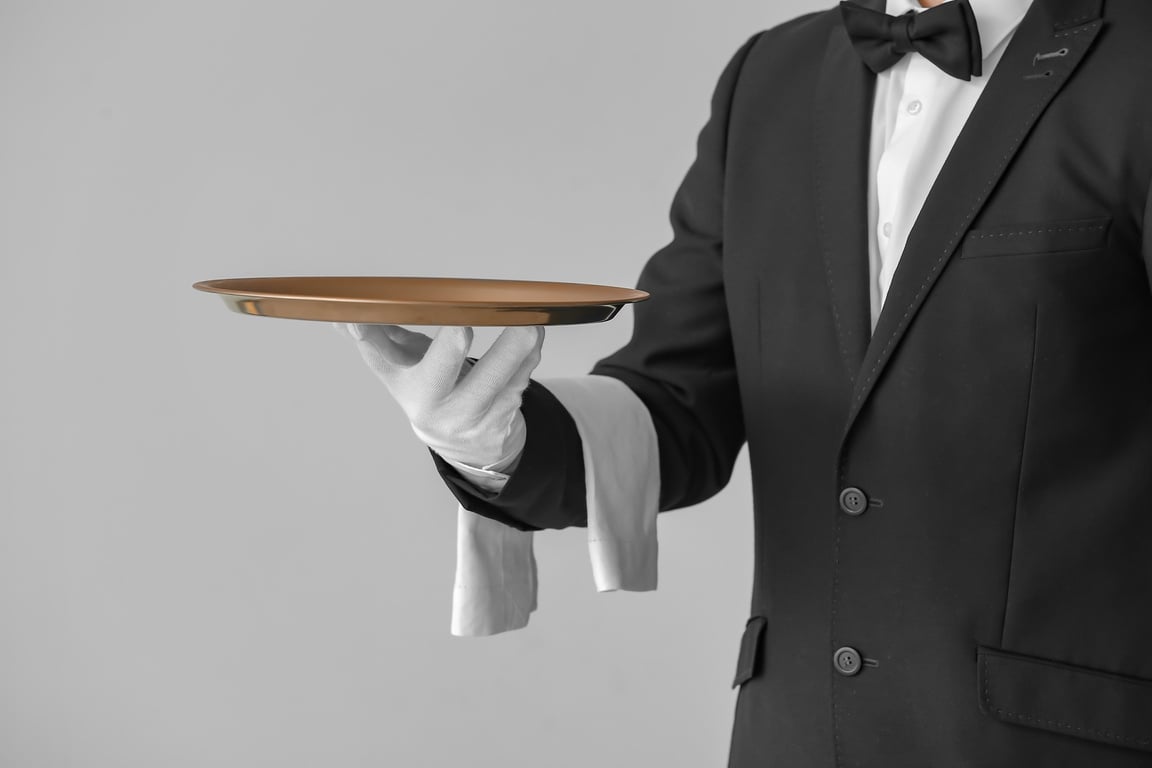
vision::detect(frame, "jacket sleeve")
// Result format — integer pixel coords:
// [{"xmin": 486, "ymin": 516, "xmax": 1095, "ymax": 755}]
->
[
  {"xmin": 428, "ymin": 376, "xmax": 587, "ymax": 532},
  {"xmin": 430, "ymin": 29, "xmax": 764, "ymax": 528},
  {"xmin": 1143, "ymin": 171, "xmax": 1152, "ymax": 293},
  {"xmin": 587, "ymin": 31, "xmax": 761, "ymax": 513}
]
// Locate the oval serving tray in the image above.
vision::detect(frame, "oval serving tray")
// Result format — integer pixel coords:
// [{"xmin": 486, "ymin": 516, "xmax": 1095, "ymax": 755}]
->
[{"xmin": 193, "ymin": 276, "xmax": 649, "ymax": 326}]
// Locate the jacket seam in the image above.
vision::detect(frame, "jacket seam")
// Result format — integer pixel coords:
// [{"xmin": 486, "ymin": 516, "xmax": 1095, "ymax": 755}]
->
[
  {"xmin": 1000, "ymin": 302, "xmax": 1038, "ymax": 648},
  {"xmin": 967, "ymin": 222, "xmax": 1107, "ymax": 239},
  {"xmin": 982, "ymin": 651, "xmax": 1152, "ymax": 747}
]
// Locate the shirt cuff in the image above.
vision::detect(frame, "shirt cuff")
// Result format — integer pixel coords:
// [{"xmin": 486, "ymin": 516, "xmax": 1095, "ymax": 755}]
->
[{"xmin": 439, "ymin": 450, "xmax": 521, "ymax": 494}]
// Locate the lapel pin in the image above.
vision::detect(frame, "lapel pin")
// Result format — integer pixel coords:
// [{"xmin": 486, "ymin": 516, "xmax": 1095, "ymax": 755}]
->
[{"xmin": 1032, "ymin": 47, "xmax": 1069, "ymax": 66}]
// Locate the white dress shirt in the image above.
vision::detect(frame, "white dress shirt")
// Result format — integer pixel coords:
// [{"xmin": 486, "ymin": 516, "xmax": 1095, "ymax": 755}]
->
[
  {"xmin": 447, "ymin": 0, "xmax": 1034, "ymax": 636},
  {"xmin": 868, "ymin": 0, "xmax": 1032, "ymax": 332}
]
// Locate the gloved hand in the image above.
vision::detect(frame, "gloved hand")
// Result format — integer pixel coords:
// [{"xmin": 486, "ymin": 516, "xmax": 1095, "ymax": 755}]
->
[{"xmin": 333, "ymin": 322, "xmax": 546, "ymax": 472}]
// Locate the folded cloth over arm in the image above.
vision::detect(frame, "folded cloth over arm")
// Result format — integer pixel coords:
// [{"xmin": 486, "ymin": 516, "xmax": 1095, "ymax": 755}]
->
[
  {"xmin": 443, "ymin": 374, "xmax": 660, "ymax": 636},
  {"xmin": 431, "ymin": 31, "xmax": 758, "ymax": 636}
]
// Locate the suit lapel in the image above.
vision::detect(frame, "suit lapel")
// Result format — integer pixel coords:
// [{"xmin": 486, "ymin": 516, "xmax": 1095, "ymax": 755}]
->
[
  {"xmin": 837, "ymin": 0, "xmax": 1106, "ymax": 448},
  {"xmin": 812, "ymin": 0, "xmax": 883, "ymax": 384}
]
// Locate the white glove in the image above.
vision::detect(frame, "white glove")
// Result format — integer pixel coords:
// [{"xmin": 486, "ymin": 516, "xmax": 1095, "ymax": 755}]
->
[{"xmin": 334, "ymin": 323, "xmax": 546, "ymax": 472}]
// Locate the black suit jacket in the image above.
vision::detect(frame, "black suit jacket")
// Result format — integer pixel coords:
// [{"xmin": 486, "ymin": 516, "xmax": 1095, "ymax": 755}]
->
[{"xmin": 434, "ymin": 0, "xmax": 1152, "ymax": 764}]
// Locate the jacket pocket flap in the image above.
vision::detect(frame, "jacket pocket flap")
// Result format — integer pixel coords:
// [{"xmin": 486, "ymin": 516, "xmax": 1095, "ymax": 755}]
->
[
  {"xmin": 732, "ymin": 616, "xmax": 767, "ymax": 688},
  {"xmin": 978, "ymin": 645, "xmax": 1152, "ymax": 752},
  {"xmin": 959, "ymin": 215, "xmax": 1111, "ymax": 259}
]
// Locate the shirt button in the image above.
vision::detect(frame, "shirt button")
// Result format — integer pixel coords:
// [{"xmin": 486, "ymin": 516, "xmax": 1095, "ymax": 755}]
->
[
  {"xmin": 834, "ymin": 646, "xmax": 862, "ymax": 676},
  {"xmin": 839, "ymin": 486, "xmax": 868, "ymax": 516},
  {"xmin": 882, "ymin": 221, "xmax": 892, "ymax": 238},
  {"xmin": 906, "ymin": 99, "xmax": 922, "ymax": 115}
]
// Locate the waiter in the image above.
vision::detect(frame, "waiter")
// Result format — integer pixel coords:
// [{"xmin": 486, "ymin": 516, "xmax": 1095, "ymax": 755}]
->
[{"xmin": 337, "ymin": 0, "xmax": 1152, "ymax": 764}]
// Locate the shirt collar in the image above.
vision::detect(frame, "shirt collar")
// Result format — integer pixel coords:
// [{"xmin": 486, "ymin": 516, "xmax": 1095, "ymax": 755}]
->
[{"xmin": 884, "ymin": 0, "xmax": 1033, "ymax": 61}]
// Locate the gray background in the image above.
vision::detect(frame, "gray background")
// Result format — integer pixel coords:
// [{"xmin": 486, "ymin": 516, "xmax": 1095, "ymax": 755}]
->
[{"xmin": 0, "ymin": 1, "xmax": 825, "ymax": 765}]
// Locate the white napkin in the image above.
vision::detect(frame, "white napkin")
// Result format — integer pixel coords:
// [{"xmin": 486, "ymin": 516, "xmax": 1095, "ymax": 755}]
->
[{"xmin": 449, "ymin": 374, "xmax": 661, "ymax": 636}]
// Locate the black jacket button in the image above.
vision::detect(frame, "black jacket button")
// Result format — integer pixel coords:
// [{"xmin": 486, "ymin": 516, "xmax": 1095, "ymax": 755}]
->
[
  {"xmin": 834, "ymin": 646, "xmax": 862, "ymax": 676},
  {"xmin": 839, "ymin": 487, "xmax": 868, "ymax": 515}
]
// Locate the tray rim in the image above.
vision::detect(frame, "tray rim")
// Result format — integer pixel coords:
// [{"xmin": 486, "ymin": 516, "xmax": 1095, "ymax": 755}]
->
[{"xmin": 192, "ymin": 275, "xmax": 649, "ymax": 309}]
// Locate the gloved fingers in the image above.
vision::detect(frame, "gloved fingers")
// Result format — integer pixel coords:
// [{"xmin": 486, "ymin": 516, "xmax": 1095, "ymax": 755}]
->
[
  {"xmin": 333, "ymin": 322, "xmax": 374, "ymax": 343},
  {"xmin": 353, "ymin": 323, "xmax": 430, "ymax": 369},
  {"xmin": 474, "ymin": 404, "xmax": 527, "ymax": 467},
  {"xmin": 414, "ymin": 325, "xmax": 475, "ymax": 400},
  {"xmin": 486, "ymin": 385, "xmax": 530, "ymax": 428},
  {"xmin": 456, "ymin": 355, "xmax": 477, "ymax": 384},
  {"xmin": 456, "ymin": 325, "xmax": 544, "ymax": 409},
  {"xmin": 378, "ymin": 324, "xmax": 434, "ymax": 351},
  {"xmin": 499, "ymin": 326, "xmax": 546, "ymax": 394},
  {"xmin": 375, "ymin": 324, "xmax": 437, "ymax": 366},
  {"xmin": 483, "ymin": 336, "xmax": 543, "ymax": 416}
]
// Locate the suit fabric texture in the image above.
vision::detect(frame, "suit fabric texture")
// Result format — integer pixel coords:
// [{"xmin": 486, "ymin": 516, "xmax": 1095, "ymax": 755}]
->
[{"xmin": 433, "ymin": 0, "xmax": 1152, "ymax": 764}]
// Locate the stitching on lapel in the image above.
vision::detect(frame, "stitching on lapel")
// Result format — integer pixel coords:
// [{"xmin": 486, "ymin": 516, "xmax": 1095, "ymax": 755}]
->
[{"xmin": 850, "ymin": 23, "xmax": 1100, "ymax": 408}]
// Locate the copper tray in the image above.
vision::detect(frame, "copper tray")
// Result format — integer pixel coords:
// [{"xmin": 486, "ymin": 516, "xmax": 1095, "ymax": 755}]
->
[{"xmin": 193, "ymin": 276, "xmax": 649, "ymax": 326}]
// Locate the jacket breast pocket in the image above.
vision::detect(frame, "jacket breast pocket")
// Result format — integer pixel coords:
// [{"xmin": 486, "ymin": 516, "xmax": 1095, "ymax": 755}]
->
[
  {"xmin": 958, "ymin": 215, "xmax": 1111, "ymax": 260},
  {"xmin": 732, "ymin": 615, "xmax": 767, "ymax": 688},
  {"xmin": 977, "ymin": 645, "xmax": 1152, "ymax": 752}
]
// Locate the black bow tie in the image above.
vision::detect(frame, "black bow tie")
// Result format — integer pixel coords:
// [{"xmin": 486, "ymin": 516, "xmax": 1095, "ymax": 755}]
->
[{"xmin": 839, "ymin": 0, "xmax": 983, "ymax": 80}]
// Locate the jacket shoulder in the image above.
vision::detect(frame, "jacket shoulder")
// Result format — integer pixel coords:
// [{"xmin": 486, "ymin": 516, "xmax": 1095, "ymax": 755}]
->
[
  {"xmin": 759, "ymin": 6, "xmax": 840, "ymax": 43},
  {"xmin": 742, "ymin": 6, "xmax": 842, "ymax": 67},
  {"xmin": 727, "ymin": 6, "xmax": 840, "ymax": 90}
]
